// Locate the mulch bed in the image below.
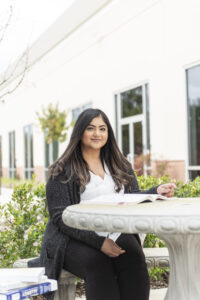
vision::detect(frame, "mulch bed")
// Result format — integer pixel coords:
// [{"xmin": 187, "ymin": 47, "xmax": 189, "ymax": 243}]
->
[
  {"xmin": 75, "ymin": 275, "xmax": 169, "ymax": 298},
  {"xmin": 31, "ymin": 274, "xmax": 168, "ymax": 299}
]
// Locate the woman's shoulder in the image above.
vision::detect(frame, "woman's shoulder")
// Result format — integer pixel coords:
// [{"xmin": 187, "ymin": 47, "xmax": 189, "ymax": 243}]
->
[{"xmin": 47, "ymin": 163, "xmax": 71, "ymax": 184}]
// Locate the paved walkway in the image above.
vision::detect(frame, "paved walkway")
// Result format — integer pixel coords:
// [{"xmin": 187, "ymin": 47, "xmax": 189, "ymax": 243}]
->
[{"xmin": 75, "ymin": 288, "xmax": 167, "ymax": 300}]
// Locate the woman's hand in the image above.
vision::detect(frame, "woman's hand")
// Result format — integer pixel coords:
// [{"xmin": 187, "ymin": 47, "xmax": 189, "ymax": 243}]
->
[
  {"xmin": 157, "ymin": 183, "xmax": 177, "ymax": 197},
  {"xmin": 100, "ymin": 238, "xmax": 126, "ymax": 257}
]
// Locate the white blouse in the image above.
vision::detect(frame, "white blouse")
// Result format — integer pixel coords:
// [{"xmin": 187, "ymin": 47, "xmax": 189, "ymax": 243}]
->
[{"xmin": 80, "ymin": 164, "xmax": 123, "ymax": 242}]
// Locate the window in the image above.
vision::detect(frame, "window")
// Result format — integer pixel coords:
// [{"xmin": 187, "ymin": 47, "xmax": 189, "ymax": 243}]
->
[
  {"xmin": 24, "ymin": 124, "xmax": 34, "ymax": 179},
  {"xmin": 44, "ymin": 139, "xmax": 59, "ymax": 180},
  {"xmin": 115, "ymin": 83, "xmax": 151, "ymax": 175},
  {"xmin": 186, "ymin": 65, "xmax": 200, "ymax": 180},
  {"xmin": 72, "ymin": 102, "xmax": 92, "ymax": 122},
  {"xmin": 8, "ymin": 131, "xmax": 16, "ymax": 178}
]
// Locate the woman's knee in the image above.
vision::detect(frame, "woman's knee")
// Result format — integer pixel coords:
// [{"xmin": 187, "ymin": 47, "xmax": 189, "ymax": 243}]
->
[{"xmin": 116, "ymin": 234, "xmax": 146, "ymax": 263}]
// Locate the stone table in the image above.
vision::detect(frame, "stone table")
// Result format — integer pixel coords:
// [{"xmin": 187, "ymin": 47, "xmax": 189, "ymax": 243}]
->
[{"xmin": 62, "ymin": 197, "xmax": 200, "ymax": 300}]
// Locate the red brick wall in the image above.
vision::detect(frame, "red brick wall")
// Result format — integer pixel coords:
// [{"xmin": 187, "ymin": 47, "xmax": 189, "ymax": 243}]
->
[
  {"xmin": 34, "ymin": 166, "xmax": 44, "ymax": 182},
  {"xmin": 151, "ymin": 160, "xmax": 186, "ymax": 182},
  {"xmin": 2, "ymin": 167, "xmax": 8, "ymax": 178}
]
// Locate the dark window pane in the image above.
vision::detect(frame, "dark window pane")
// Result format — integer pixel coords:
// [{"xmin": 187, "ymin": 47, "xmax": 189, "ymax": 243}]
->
[
  {"xmin": 133, "ymin": 122, "xmax": 143, "ymax": 175},
  {"xmin": 122, "ymin": 124, "xmax": 129, "ymax": 157},
  {"xmin": 45, "ymin": 141, "xmax": 50, "ymax": 168},
  {"xmin": 134, "ymin": 122, "xmax": 143, "ymax": 157},
  {"xmin": 9, "ymin": 131, "xmax": 16, "ymax": 176},
  {"xmin": 9, "ymin": 133, "xmax": 12, "ymax": 168},
  {"xmin": 187, "ymin": 65, "xmax": 200, "ymax": 166},
  {"xmin": 24, "ymin": 125, "xmax": 34, "ymax": 175},
  {"xmin": 24, "ymin": 127, "xmax": 28, "ymax": 168},
  {"xmin": 25, "ymin": 171, "xmax": 28, "ymax": 179},
  {"xmin": 53, "ymin": 141, "xmax": 58, "ymax": 161},
  {"xmin": 30, "ymin": 126, "xmax": 34, "ymax": 168},
  {"xmin": 30, "ymin": 171, "xmax": 34, "ymax": 179},
  {"xmin": 189, "ymin": 170, "xmax": 200, "ymax": 181},
  {"xmin": 145, "ymin": 84, "xmax": 150, "ymax": 150},
  {"xmin": 121, "ymin": 87, "xmax": 142, "ymax": 118}
]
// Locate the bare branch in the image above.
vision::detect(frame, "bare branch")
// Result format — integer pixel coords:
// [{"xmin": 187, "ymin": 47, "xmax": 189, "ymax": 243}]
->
[
  {"xmin": 0, "ymin": 1, "xmax": 30, "ymax": 103},
  {"xmin": 0, "ymin": 47, "xmax": 29, "ymax": 102},
  {"xmin": 0, "ymin": 5, "xmax": 13, "ymax": 44}
]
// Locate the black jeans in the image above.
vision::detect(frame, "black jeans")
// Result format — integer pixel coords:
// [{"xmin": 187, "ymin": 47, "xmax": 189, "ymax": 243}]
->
[{"xmin": 63, "ymin": 234, "xmax": 150, "ymax": 300}]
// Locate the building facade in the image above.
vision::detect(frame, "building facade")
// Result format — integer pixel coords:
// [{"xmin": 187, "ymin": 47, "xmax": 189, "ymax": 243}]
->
[{"xmin": 0, "ymin": 0, "xmax": 200, "ymax": 182}]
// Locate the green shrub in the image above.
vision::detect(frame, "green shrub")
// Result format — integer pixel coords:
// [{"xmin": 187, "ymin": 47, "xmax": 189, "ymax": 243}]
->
[
  {"xmin": 0, "ymin": 181, "xmax": 48, "ymax": 267},
  {"xmin": 174, "ymin": 176, "xmax": 200, "ymax": 198},
  {"xmin": 1, "ymin": 174, "xmax": 200, "ymax": 268},
  {"xmin": 137, "ymin": 174, "xmax": 172, "ymax": 191},
  {"xmin": 148, "ymin": 266, "xmax": 169, "ymax": 281}
]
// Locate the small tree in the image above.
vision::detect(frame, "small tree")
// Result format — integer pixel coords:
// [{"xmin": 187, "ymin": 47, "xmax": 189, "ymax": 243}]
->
[{"xmin": 36, "ymin": 103, "xmax": 73, "ymax": 144}]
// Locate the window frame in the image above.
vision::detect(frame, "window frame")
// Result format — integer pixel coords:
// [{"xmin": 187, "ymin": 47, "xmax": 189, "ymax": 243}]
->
[
  {"xmin": 115, "ymin": 82, "xmax": 151, "ymax": 175},
  {"xmin": 186, "ymin": 64, "xmax": 200, "ymax": 180},
  {"xmin": 8, "ymin": 131, "xmax": 16, "ymax": 179},
  {"xmin": 24, "ymin": 124, "xmax": 34, "ymax": 180},
  {"xmin": 44, "ymin": 137, "xmax": 59, "ymax": 181}
]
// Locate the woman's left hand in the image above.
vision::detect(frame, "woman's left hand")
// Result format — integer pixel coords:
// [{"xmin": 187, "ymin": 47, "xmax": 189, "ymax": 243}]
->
[{"xmin": 157, "ymin": 183, "xmax": 177, "ymax": 197}]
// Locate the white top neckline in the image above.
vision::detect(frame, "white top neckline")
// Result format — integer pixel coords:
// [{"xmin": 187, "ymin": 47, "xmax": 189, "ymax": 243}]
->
[{"xmin": 88, "ymin": 164, "xmax": 109, "ymax": 181}]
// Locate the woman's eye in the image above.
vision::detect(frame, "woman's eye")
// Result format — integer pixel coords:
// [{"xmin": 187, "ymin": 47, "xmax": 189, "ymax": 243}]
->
[
  {"xmin": 101, "ymin": 128, "xmax": 106, "ymax": 131},
  {"xmin": 87, "ymin": 127, "xmax": 93, "ymax": 130}
]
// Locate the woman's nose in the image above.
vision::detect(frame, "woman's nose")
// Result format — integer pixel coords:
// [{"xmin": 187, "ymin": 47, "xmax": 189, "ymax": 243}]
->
[{"xmin": 93, "ymin": 129, "xmax": 100, "ymax": 136}]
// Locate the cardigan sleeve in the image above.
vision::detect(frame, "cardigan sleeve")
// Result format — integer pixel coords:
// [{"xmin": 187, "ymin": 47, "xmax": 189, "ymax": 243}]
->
[
  {"xmin": 46, "ymin": 177, "xmax": 105, "ymax": 250},
  {"xmin": 127, "ymin": 169, "xmax": 158, "ymax": 194}
]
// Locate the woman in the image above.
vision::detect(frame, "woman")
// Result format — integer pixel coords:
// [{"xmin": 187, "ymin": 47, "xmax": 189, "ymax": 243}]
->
[{"xmin": 37, "ymin": 108, "xmax": 176, "ymax": 300}]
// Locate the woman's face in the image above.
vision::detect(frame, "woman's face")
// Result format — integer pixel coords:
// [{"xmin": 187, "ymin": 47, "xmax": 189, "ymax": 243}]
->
[{"xmin": 81, "ymin": 116, "xmax": 108, "ymax": 150}]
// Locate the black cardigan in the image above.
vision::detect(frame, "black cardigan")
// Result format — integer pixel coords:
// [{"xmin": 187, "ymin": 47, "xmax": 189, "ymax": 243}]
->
[{"xmin": 29, "ymin": 167, "xmax": 158, "ymax": 299}]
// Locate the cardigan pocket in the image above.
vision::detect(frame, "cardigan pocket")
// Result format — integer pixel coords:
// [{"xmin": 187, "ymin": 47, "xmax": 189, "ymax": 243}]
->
[{"xmin": 44, "ymin": 247, "xmax": 56, "ymax": 278}]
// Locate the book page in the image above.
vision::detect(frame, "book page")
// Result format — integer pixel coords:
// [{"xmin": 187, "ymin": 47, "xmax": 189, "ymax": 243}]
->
[
  {"xmin": 0, "ymin": 268, "xmax": 45, "ymax": 283},
  {"xmin": 0, "ymin": 276, "xmax": 48, "ymax": 291},
  {"xmin": 82, "ymin": 193, "xmax": 169, "ymax": 205}
]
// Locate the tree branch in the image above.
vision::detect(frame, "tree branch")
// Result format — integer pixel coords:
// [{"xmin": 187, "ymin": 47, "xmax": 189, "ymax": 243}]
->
[
  {"xmin": 0, "ymin": 5, "xmax": 13, "ymax": 44},
  {"xmin": 0, "ymin": 47, "xmax": 29, "ymax": 102}
]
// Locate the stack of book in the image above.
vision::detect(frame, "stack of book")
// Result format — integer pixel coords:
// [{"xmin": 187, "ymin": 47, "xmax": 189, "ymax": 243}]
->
[{"xmin": 0, "ymin": 268, "xmax": 57, "ymax": 299}]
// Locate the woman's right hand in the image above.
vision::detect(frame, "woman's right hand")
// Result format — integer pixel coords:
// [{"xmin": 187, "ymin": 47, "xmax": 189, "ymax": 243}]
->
[{"xmin": 100, "ymin": 238, "xmax": 126, "ymax": 257}]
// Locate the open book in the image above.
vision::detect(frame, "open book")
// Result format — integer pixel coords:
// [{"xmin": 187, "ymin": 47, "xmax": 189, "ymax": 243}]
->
[{"xmin": 82, "ymin": 193, "xmax": 169, "ymax": 205}]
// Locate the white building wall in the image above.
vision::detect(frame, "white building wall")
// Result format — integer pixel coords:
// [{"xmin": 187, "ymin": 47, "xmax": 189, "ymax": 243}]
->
[{"xmin": 0, "ymin": 0, "xmax": 200, "ymax": 180}]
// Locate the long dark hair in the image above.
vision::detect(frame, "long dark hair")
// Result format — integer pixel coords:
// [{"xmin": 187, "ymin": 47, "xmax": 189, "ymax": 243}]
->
[{"xmin": 49, "ymin": 108, "xmax": 134, "ymax": 192}]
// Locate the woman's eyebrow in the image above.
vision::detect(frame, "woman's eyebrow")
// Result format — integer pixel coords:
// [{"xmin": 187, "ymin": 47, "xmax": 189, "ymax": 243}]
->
[{"xmin": 88, "ymin": 124, "xmax": 106, "ymax": 127}]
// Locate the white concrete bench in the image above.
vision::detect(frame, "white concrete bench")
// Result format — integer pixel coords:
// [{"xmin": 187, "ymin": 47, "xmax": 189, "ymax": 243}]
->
[
  {"xmin": 13, "ymin": 247, "xmax": 169, "ymax": 300},
  {"xmin": 144, "ymin": 247, "xmax": 169, "ymax": 268}
]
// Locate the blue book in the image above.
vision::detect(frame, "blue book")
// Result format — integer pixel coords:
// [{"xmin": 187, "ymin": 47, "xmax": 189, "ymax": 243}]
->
[{"xmin": 0, "ymin": 279, "xmax": 57, "ymax": 300}]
